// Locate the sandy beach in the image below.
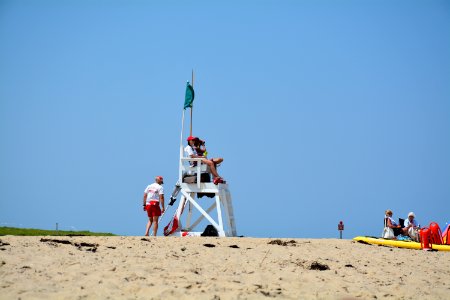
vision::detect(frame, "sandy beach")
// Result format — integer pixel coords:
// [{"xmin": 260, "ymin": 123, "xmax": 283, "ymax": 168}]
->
[{"xmin": 0, "ymin": 236, "xmax": 449, "ymax": 299}]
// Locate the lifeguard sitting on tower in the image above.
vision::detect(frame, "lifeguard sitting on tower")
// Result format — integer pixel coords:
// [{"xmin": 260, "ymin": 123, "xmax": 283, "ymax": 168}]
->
[{"xmin": 185, "ymin": 136, "xmax": 224, "ymax": 185}]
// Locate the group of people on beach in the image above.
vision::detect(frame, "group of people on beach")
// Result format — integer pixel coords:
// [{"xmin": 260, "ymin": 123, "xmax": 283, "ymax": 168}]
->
[
  {"xmin": 384, "ymin": 209, "xmax": 419, "ymax": 241},
  {"xmin": 141, "ymin": 136, "xmax": 224, "ymax": 236}
]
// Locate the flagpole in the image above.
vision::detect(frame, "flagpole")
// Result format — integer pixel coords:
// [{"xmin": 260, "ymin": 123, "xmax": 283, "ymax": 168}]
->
[
  {"xmin": 190, "ymin": 69, "xmax": 194, "ymax": 136},
  {"xmin": 179, "ymin": 109, "xmax": 185, "ymax": 182}
]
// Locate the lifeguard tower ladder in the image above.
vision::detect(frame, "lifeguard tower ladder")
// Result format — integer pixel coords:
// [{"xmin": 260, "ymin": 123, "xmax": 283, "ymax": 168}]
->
[{"xmin": 166, "ymin": 150, "xmax": 237, "ymax": 237}]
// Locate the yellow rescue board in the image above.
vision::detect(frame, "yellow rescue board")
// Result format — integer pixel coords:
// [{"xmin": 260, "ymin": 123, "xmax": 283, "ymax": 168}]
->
[{"xmin": 353, "ymin": 236, "xmax": 450, "ymax": 251}]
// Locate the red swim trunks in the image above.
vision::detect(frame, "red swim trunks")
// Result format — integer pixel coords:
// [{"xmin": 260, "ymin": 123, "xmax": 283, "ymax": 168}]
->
[{"xmin": 146, "ymin": 202, "xmax": 161, "ymax": 218}]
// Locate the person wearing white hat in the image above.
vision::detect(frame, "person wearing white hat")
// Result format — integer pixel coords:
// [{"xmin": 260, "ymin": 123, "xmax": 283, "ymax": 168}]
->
[{"xmin": 403, "ymin": 212, "xmax": 419, "ymax": 240}]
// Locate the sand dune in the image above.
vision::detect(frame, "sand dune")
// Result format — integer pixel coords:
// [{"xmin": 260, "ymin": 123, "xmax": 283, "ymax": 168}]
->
[{"xmin": 0, "ymin": 236, "xmax": 449, "ymax": 299}]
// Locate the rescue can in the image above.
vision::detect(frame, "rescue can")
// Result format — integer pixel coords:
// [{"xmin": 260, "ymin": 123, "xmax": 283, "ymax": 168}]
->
[{"xmin": 420, "ymin": 228, "xmax": 432, "ymax": 250}]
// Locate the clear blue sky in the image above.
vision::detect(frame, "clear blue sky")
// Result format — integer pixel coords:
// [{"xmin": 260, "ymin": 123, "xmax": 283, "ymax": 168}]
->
[{"xmin": 1, "ymin": 0, "xmax": 449, "ymax": 238}]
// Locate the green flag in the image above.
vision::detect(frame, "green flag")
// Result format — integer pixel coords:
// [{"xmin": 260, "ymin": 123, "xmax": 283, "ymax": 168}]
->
[{"xmin": 184, "ymin": 81, "xmax": 195, "ymax": 109}]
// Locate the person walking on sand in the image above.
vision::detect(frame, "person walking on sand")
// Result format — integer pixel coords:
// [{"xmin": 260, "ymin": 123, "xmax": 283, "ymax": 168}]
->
[{"xmin": 143, "ymin": 176, "xmax": 165, "ymax": 236}]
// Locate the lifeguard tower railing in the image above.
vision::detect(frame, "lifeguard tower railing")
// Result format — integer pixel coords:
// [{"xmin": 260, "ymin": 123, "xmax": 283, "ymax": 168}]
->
[{"xmin": 174, "ymin": 156, "xmax": 237, "ymax": 237}]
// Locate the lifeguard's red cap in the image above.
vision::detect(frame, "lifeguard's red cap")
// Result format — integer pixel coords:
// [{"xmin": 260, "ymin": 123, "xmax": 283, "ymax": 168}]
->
[{"xmin": 187, "ymin": 136, "xmax": 197, "ymax": 141}]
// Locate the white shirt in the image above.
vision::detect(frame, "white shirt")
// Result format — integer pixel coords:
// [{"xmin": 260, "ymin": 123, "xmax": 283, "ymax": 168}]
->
[
  {"xmin": 184, "ymin": 145, "xmax": 197, "ymax": 157},
  {"xmin": 184, "ymin": 145, "xmax": 199, "ymax": 167},
  {"xmin": 404, "ymin": 218, "xmax": 418, "ymax": 228},
  {"xmin": 144, "ymin": 183, "xmax": 164, "ymax": 204}
]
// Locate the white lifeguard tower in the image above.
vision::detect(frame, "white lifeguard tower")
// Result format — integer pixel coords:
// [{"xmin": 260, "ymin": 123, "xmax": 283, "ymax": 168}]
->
[
  {"xmin": 164, "ymin": 156, "xmax": 237, "ymax": 237},
  {"xmin": 163, "ymin": 78, "xmax": 237, "ymax": 237}
]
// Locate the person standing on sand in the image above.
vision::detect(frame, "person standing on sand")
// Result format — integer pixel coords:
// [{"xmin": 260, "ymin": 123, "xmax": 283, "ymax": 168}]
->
[{"xmin": 143, "ymin": 176, "xmax": 165, "ymax": 236}]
